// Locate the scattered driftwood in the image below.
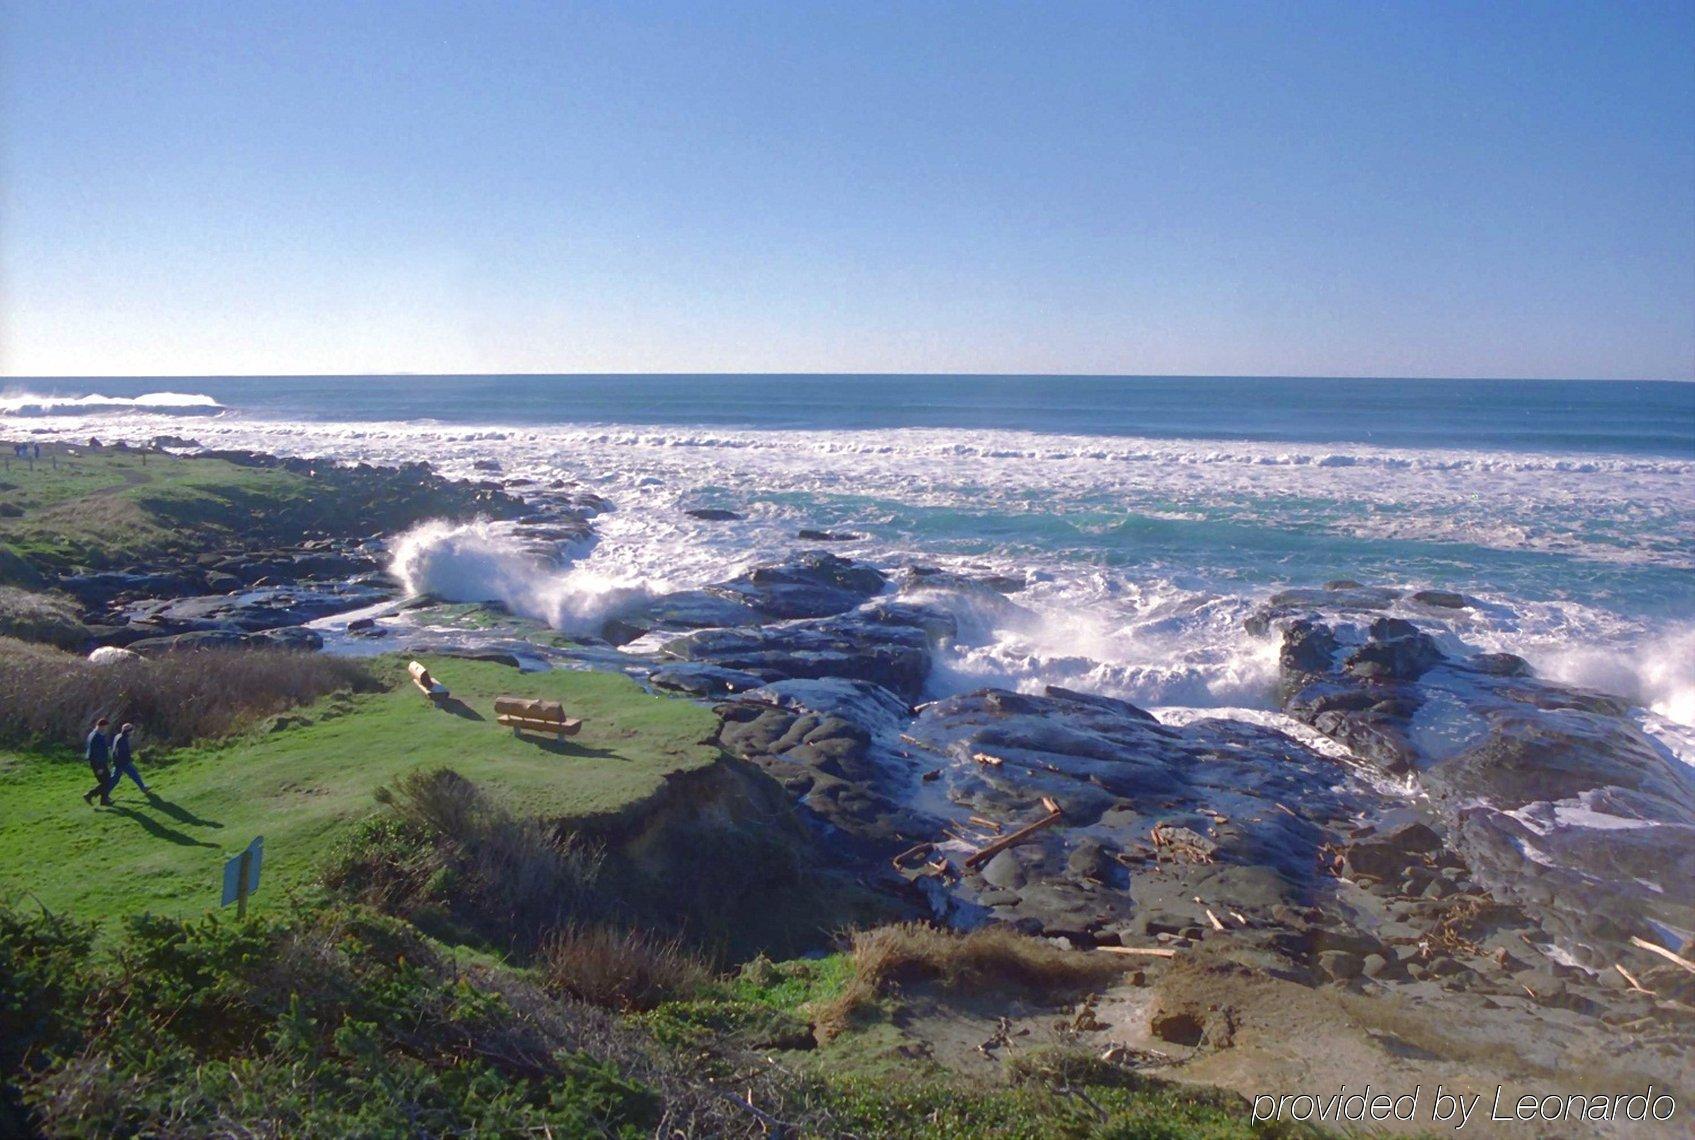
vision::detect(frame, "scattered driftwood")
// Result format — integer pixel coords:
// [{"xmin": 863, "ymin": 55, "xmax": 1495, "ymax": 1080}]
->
[
  {"xmin": 1150, "ymin": 824, "xmax": 1217, "ymax": 864},
  {"xmin": 1630, "ymin": 935, "xmax": 1695, "ymax": 975},
  {"xmin": 1204, "ymin": 908, "xmax": 1226, "ymax": 933},
  {"xmin": 899, "ymin": 733, "xmax": 948, "ymax": 755},
  {"xmin": 963, "ymin": 796, "xmax": 1064, "ymax": 870},
  {"xmin": 493, "ymin": 695, "xmax": 582, "ymax": 739},
  {"xmin": 891, "ymin": 842, "xmax": 935, "ymax": 870},
  {"xmin": 971, "ymin": 751, "xmax": 1005, "ymax": 768},
  {"xmin": 968, "ymin": 816, "xmax": 1003, "ymax": 834},
  {"xmin": 408, "ymin": 660, "xmax": 447, "ymax": 700},
  {"xmin": 1097, "ymin": 946, "xmax": 1178, "ymax": 959},
  {"xmin": 1614, "ymin": 963, "xmax": 1653, "ymax": 994}
]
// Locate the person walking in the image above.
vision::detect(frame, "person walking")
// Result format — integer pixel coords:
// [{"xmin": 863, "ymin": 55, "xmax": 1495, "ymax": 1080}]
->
[
  {"xmin": 108, "ymin": 723, "xmax": 150, "ymax": 796},
  {"xmin": 82, "ymin": 718, "xmax": 113, "ymax": 805}
]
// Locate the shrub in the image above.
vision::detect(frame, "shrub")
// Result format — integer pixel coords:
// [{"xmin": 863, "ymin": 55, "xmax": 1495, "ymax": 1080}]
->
[
  {"xmin": 0, "ymin": 637, "xmax": 376, "ymax": 750},
  {"xmin": 7, "ymin": 902, "xmax": 672, "ymax": 1137},
  {"xmin": 0, "ymin": 905, "xmax": 100, "ymax": 1133}
]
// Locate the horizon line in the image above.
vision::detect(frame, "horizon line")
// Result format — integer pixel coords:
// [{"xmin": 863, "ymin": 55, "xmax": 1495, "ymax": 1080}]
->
[{"xmin": 3, "ymin": 370, "xmax": 1691, "ymax": 384}]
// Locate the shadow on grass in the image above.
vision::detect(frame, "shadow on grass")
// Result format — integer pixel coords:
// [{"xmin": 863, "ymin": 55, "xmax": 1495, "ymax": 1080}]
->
[
  {"xmin": 103, "ymin": 804, "xmax": 221, "ymax": 848},
  {"xmin": 433, "ymin": 696, "xmax": 486, "ymax": 721},
  {"xmin": 143, "ymin": 792, "xmax": 224, "ymax": 829},
  {"xmin": 510, "ymin": 733, "xmax": 622, "ymax": 760}
]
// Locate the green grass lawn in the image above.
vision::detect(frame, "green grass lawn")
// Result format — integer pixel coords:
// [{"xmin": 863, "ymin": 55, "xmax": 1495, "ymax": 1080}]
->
[
  {"xmin": 0, "ymin": 660, "xmax": 719, "ymax": 922},
  {"xmin": 0, "ymin": 446, "xmax": 317, "ymax": 572},
  {"xmin": 0, "ymin": 443, "xmax": 517, "ymax": 580}
]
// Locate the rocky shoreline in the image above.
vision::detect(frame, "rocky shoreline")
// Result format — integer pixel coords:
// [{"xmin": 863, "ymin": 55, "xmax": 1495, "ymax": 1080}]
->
[{"xmin": 11, "ymin": 442, "xmax": 1692, "ymax": 1107}]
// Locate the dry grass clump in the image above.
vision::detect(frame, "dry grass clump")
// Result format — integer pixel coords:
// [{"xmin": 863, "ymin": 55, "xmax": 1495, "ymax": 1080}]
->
[
  {"xmin": 0, "ymin": 636, "xmax": 376, "ymax": 749},
  {"xmin": 539, "ymin": 925, "xmax": 711, "ymax": 1012},
  {"xmin": 814, "ymin": 922, "xmax": 1126, "ymax": 1039}
]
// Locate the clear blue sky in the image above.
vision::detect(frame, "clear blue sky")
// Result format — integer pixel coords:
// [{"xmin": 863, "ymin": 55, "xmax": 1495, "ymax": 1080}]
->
[{"xmin": 2, "ymin": 1, "xmax": 1691, "ymax": 379}]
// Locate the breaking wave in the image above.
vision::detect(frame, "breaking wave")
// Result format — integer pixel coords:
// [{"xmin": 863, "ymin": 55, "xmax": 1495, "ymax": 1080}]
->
[
  {"xmin": 388, "ymin": 519, "xmax": 658, "ymax": 637},
  {"xmin": 0, "ymin": 390, "xmax": 224, "ymax": 416},
  {"xmin": 1533, "ymin": 624, "xmax": 1695, "ymax": 727}
]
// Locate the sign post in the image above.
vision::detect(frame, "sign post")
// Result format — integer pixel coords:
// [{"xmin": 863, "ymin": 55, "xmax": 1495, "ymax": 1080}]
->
[{"xmin": 221, "ymin": 836, "xmax": 263, "ymax": 918}]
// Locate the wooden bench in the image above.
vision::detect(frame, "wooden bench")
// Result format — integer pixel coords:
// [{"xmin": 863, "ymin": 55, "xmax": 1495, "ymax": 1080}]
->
[{"xmin": 494, "ymin": 695, "xmax": 582, "ymax": 739}]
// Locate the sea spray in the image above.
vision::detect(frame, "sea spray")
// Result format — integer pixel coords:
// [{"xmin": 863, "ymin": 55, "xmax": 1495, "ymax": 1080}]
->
[
  {"xmin": 388, "ymin": 518, "xmax": 658, "ymax": 637},
  {"xmin": 1531, "ymin": 623, "xmax": 1695, "ymax": 727}
]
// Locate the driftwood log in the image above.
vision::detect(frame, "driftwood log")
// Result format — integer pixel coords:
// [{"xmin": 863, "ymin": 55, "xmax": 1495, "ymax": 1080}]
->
[
  {"xmin": 963, "ymin": 797, "xmax": 1064, "ymax": 871},
  {"xmin": 1630, "ymin": 935, "xmax": 1695, "ymax": 975},
  {"xmin": 408, "ymin": 661, "xmax": 446, "ymax": 699}
]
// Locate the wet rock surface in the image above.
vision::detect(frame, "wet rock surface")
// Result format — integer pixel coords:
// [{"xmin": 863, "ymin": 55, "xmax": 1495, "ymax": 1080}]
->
[
  {"xmin": 1266, "ymin": 602, "xmax": 1695, "ymax": 999},
  {"xmin": 703, "ymin": 573, "xmax": 1694, "ymax": 1049},
  {"xmin": 606, "ymin": 551, "xmax": 888, "ymax": 644},
  {"xmin": 660, "ymin": 604, "xmax": 942, "ymax": 700}
]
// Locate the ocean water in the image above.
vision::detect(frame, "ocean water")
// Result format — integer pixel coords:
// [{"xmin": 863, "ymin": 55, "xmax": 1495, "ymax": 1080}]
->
[{"xmin": 5, "ymin": 375, "xmax": 1693, "ymax": 752}]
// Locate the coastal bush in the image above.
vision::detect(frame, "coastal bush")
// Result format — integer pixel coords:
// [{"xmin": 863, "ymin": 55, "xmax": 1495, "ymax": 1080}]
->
[
  {"xmin": 3, "ymin": 903, "xmax": 675, "ymax": 1137},
  {"xmin": 0, "ymin": 637, "xmax": 376, "ymax": 749},
  {"xmin": 816, "ymin": 922, "xmax": 1128, "ymax": 1039}
]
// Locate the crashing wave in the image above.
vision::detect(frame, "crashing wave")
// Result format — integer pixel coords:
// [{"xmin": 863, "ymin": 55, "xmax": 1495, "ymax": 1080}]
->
[
  {"xmin": 0, "ymin": 390, "xmax": 225, "ymax": 417},
  {"xmin": 388, "ymin": 518, "xmax": 659, "ymax": 637}
]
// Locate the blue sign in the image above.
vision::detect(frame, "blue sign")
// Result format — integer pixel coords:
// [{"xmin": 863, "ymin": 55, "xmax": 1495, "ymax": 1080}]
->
[{"xmin": 221, "ymin": 836, "xmax": 263, "ymax": 907}]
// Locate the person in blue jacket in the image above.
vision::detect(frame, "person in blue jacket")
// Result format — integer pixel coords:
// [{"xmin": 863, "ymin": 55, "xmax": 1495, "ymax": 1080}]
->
[
  {"xmin": 108, "ymin": 723, "xmax": 151, "ymax": 796},
  {"xmin": 82, "ymin": 718, "xmax": 113, "ymax": 805}
]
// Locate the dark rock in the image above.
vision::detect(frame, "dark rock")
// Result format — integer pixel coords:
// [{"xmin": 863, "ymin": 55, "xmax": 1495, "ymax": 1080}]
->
[
  {"xmin": 1042, "ymin": 686, "xmax": 1159, "ymax": 723},
  {"xmin": 1279, "ymin": 619, "xmax": 1339, "ymax": 680},
  {"xmin": 662, "ymin": 604, "xmax": 941, "ymax": 699},
  {"xmin": 606, "ymin": 552, "xmax": 888, "ymax": 643},
  {"xmin": 1341, "ymin": 822, "xmax": 1443, "ymax": 880},
  {"xmin": 1469, "ymin": 652, "xmax": 1532, "ymax": 677},
  {"xmin": 1344, "ymin": 622, "xmax": 1443, "ymax": 681},
  {"xmin": 797, "ymin": 529, "xmax": 863, "ymax": 542},
  {"xmin": 1066, "ymin": 837, "xmax": 1115, "ymax": 882},
  {"xmin": 127, "ymin": 630, "xmax": 253, "ymax": 654},
  {"xmin": 686, "ymin": 507, "xmax": 743, "ymax": 521},
  {"xmin": 251, "ymin": 626, "xmax": 324, "ymax": 651},
  {"xmin": 649, "ymin": 663, "xmax": 766, "ymax": 698},
  {"xmin": 1317, "ymin": 950, "xmax": 1364, "ymax": 981},
  {"xmin": 1411, "ymin": 589, "xmax": 1468, "ymax": 609}
]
